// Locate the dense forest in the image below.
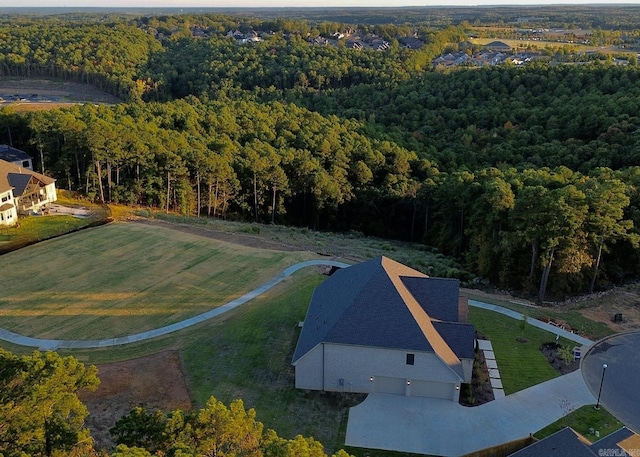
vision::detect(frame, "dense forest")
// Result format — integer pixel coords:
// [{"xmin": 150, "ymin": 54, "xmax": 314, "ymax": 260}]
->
[{"xmin": 2, "ymin": 7, "xmax": 640, "ymax": 306}]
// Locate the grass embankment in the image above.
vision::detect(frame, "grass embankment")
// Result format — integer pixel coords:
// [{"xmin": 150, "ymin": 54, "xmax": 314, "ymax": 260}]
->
[
  {"xmin": 141, "ymin": 210, "xmax": 472, "ymax": 280},
  {"xmin": 0, "ymin": 190, "xmax": 109, "ymax": 253},
  {"xmin": 59, "ymin": 269, "xmax": 360, "ymax": 454},
  {"xmin": 0, "ymin": 222, "xmax": 313, "ymax": 340}
]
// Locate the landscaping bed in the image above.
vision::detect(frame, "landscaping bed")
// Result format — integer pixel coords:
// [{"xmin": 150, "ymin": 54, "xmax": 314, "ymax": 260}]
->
[{"xmin": 540, "ymin": 342, "xmax": 580, "ymax": 375}]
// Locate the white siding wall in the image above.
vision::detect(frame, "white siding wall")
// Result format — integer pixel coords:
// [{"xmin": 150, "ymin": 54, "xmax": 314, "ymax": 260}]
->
[
  {"xmin": 0, "ymin": 190, "xmax": 17, "ymax": 226},
  {"xmin": 43, "ymin": 183, "xmax": 57, "ymax": 205},
  {"xmin": 461, "ymin": 357, "xmax": 473, "ymax": 383},
  {"xmin": 295, "ymin": 343, "xmax": 464, "ymax": 399},
  {"xmin": 294, "ymin": 345, "xmax": 324, "ymax": 390}
]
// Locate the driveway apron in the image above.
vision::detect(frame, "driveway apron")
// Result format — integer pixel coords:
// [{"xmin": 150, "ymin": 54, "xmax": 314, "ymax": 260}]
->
[{"xmin": 345, "ymin": 370, "xmax": 596, "ymax": 456}]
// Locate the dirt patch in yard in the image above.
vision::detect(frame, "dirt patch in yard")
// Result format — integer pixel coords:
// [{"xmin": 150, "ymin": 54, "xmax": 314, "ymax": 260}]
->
[
  {"xmin": 464, "ymin": 283, "xmax": 640, "ymax": 336},
  {"xmin": 79, "ymin": 351, "xmax": 192, "ymax": 452},
  {"xmin": 563, "ymin": 283, "xmax": 640, "ymax": 334}
]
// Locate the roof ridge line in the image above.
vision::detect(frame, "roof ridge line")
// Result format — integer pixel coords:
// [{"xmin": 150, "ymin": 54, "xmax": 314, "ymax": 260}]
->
[{"xmin": 380, "ymin": 257, "xmax": 462, "ymax": 372}]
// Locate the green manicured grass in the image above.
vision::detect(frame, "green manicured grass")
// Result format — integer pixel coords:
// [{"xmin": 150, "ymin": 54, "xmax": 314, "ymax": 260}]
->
[
  {"xmin": 0, "ymin": 192, "xmax": 110, "ymax": 254},
  {"xmin": 0, "ymin": 222, "xmax": 313, "ymax": 340},
  {"xmin": 468, "ymin": 306, "xmax": 575, "ymax": 394},
  {"xmin": 55, "ymin": 270, "xmax": 354, "ymax": 454},
  {"xmin": 465, "ymin": 291, "xmax": 613, "ymax": 341},
  {"xmin": 534, "ymin": 405, "xmax": 623, "ymax": 442},
  {"xmin": 0, "ymin": 214, "xmax": 88, "ymax": 244}
]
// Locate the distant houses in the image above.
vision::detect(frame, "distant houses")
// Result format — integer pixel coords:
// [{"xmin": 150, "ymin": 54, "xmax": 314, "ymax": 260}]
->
[
  {"xmin": 432, "ymin": 47, "xmax": 544, "ymax": 68},
  {"xmin": 0, "ymin": 147, "xmax": 57, "ymax": 226}
]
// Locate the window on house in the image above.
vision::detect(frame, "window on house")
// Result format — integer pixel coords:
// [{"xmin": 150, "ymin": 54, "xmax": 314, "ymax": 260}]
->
[
  {"xmin": 1, "ymin": 195, "xmax": 8, "ymax": 202},
  {"xmin": 406, "ymin": 353, "xmax": 415, "ymax": 365},
  {"xmin": 22, "ymin": 160, "xmax": 30, "ymax": 168}
]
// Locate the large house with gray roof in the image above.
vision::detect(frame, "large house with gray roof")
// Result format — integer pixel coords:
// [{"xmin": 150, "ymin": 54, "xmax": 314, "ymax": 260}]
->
[
  {"xmin": 0, "ymin": 158, "xmax": 57, "ymax": 226},
  {"xmin": 292, "ymin": 256, "xmax": 475, "ymax": 401}
]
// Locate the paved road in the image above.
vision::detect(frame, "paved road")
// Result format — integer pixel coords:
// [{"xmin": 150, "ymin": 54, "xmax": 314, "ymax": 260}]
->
[
  {"xmin": 581, "ymin": 331, "xmax": 640, "ymax": 434},
  {"xmin": 0, "ymin": 259, "xmax": 350, "ymax": 350}
]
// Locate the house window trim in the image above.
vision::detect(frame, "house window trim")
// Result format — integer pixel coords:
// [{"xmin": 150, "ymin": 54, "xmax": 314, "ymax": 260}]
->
[{"xmin": 406, "ymin": 353, "xmax": 415, "ymax": 365}]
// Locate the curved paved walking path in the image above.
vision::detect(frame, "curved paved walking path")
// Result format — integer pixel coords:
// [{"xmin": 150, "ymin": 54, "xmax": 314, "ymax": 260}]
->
[
  {"xmin": 0, "ymin": 259, "xmax": 350, "ymax": 351},
  {"xmin": 469, "ymin": 299, "xmax": 594, "ymax": 348}
]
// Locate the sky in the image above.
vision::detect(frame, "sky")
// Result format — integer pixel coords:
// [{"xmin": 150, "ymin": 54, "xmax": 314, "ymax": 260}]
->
[{"xmin": 0, "ymin": 0, "xmax": 637, "ymax": 7}]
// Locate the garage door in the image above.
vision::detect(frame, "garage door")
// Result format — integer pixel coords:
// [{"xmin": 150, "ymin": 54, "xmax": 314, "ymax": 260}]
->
[
  {"xmin": 374, "ymin": 376, "xmax": 406, "ymax": 395},
  {"xmin": 410, "ymin": 380, "xmax": 455, "ymax": 399}
]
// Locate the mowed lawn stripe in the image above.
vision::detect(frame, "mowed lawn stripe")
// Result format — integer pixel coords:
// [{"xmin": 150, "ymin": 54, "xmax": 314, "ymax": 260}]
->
[{"xmin": 0, "ymin": 222, "xmax": 313, "ymax": 340}]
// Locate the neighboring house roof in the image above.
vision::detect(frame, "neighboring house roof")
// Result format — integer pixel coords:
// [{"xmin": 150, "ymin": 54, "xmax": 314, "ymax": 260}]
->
[
  {"xmin": 484, "ymin": 40, "xmax": 512, "ymax": 50},
  {"xmin": 292, "ymin": 256, "xmax": 474, "ymax": 376},
  {"xmin": 0, "ymin": 159, "xmax": 55, "ymax": 195},
  {"xmin": 0, "ymin": 144, "xmax": 31, "ymax": 163},
  {"xmin": 510, "ymin": 427, "xmax": 640, "ymax": 457},
  {"xmin": 509, "ymin": 427, "xmax": 594, "ymax": 457},
  {"xmin": 590, "ymin": 427, "xmax": 638, "ymax": 456}
]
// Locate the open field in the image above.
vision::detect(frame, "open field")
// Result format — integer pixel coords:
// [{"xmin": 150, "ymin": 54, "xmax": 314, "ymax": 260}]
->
[
  {"xmin": 0, "ymin": 78, "xmax": 120, "ymax": 102},
  {"xmin": 0, "ymin": 222, "xmax": 314, "ymax": 340},
  {"xmin": 469, "ymin": 37, "xmax": 629, "ymax": 55}
]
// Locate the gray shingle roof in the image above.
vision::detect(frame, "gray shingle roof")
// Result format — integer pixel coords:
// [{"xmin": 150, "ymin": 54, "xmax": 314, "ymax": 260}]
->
[
  {"xmin": 509, "ymin": 427, "xmax": 595, "ymax": 457},
  {"xmin": 0, "ymin": 159, "xmax": 55, "ymax": 195},
  {"xmin": 7, "ymin": 173, "xmax": 32, "ymax": 197},
  {"xmin": 590, "ymin": 427, "xmax": 637, "ymax": 455},
  {"xmin": 0, "ymin": 145, "xmax": 31, "ymax": 162},
  {"xmin": 402, "ymin": 276, "xmax": 460, "ymax": 322},
  {"xmin": 292, "ymin": 256, "xmax": 474, "ymax": 364}
]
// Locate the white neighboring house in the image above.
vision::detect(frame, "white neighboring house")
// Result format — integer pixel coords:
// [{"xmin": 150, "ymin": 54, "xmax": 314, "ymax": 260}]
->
[
  {"xmin": 0, "ymin": 158, "xmax": 57, "ymax": 226},
  {"xmin": 292, "ymin": 256, "xmax": 475, "ymax": 401}
]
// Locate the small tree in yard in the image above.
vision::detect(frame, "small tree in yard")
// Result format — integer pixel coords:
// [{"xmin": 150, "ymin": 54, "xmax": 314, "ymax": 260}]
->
[
  {"xmin": 517, "ymin": 316, "xmax": 528, "ymax": 343},
  {"xmin": 558, "ymin": 345, "xmax": 575, "ymax": 366}
]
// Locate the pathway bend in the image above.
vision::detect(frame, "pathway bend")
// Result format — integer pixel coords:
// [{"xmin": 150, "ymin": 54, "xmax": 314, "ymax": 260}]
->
[
  {"xmin": 0, "ymin": 259, "xmax": 350, "ymax": 351},
  {"xmin": 0, "ymin": 264, "xmax": 594, "ymax": 352}
]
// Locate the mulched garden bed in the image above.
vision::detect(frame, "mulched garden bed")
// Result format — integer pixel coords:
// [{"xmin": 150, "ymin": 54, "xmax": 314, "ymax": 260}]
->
[
  {"xmin": 540, "ymin": 342, "xmax": 580, "ymax": 374},
  {"xmin": 460, "ymin": 331, "xmax": 495, "ymax": 407}
]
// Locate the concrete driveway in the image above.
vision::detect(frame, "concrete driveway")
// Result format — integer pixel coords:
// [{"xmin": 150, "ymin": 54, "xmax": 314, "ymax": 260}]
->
[
  {"xmin": 581, "ymin": 331, "xmax": 640, "ymax": 434},
  {"xmin": 345, "ymin": 370, "xmax": 596, "ymax": 456}
]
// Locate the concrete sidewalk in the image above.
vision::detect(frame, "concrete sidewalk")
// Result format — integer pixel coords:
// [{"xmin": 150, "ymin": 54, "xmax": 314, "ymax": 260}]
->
[
  {"xmin": 345, "ymin": 370, "xmax": 596, "ymax": 456},
  {"xmin": 469, "ymin": 299, "xmax": 594, "ymax": 348}
]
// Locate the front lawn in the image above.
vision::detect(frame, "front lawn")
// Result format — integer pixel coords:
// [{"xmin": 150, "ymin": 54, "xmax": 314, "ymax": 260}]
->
[{"xmin": 468, "ymin": 306, "xmax": 576, "ymax": 394}]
